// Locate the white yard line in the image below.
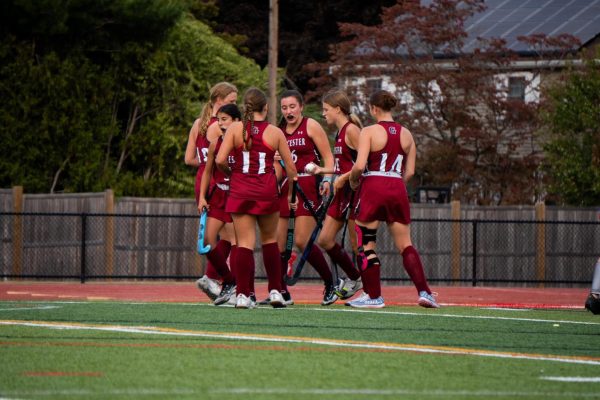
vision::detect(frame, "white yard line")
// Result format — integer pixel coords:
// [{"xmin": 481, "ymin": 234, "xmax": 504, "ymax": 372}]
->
[
  {"xmin": 541, "ymin": 376, "xmax": 600, "ymax": 383},
  {"xmin": 310, "ymin": 307, "xmax": 600, "ymax": 326},
  {"xmin": 213, "ymin": 387, "xmax": 600, "ymax": 397},
  {"xmin": 0, "ymin": 305, "xmax": 60, "ymax": 311},
  {"xmin": 1, "ymin": 319, "xmax": 600, "ymax": 366}
]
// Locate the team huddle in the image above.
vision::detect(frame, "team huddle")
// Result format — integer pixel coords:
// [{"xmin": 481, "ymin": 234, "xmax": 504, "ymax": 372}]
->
[{"xmin": 185, "ymin": 83, "xmax": 440, "ymax": 309}]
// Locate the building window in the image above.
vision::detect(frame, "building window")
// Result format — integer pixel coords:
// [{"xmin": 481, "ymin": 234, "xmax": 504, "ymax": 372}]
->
[
  {"xmin": 508, "ymin": 77, "xmax": 526, "ymax": 100},
  {"xmin": 366, "ymin": 78, "xmax": 382, "ymax": 93}
]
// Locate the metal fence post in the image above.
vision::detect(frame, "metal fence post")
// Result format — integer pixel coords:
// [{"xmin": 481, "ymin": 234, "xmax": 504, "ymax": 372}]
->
[
  {"xmin": 472, "ymin": 220, "xmax": 478, "ymax": 287},
  {"xmin": 80, "ymin": 213, "xmax": 86, "ymax": 283},
  {"xmin": 535, "ymin": 202, "xmax": 546, "ymax": 287},
  {"xmin": 12, "ymin": 186, "xmax": 23, "ymax": 277}
]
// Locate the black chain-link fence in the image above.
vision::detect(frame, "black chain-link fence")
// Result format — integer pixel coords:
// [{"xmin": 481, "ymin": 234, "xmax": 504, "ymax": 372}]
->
[{"xmin": 2, "ymin": 212, "xmax": 598, "ymax": 286}]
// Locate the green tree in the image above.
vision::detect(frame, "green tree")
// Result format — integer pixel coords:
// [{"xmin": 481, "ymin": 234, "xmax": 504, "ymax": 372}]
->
[
  {"xmin": 0, "ymin": 0, "xmax": 268, "ymax": 196},
  {"xmin": 541, "ymin": 51, "xmax": 600, "ymax": 206}
]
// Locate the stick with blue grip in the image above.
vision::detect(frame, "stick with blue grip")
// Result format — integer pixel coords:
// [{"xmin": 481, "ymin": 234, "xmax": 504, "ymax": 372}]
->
[{"xmin": 197, "ymin": 208, "xmax": 211, "ymax": 254}]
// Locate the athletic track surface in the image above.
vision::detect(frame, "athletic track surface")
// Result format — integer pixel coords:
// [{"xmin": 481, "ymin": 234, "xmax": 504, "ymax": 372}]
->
[{"xmin": 0, "ymin": 281, "xmax": 590, "ymax": 309}]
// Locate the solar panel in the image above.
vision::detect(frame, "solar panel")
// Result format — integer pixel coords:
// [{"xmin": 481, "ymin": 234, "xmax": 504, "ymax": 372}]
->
[{"xmin": 461, "ymin": 0, "xmax": 600, "ymax": 54}]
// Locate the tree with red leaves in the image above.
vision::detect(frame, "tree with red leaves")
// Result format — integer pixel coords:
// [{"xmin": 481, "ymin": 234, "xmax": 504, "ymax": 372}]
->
[{"xmin": 315, "ymin": 0, "xmax": 580, "ymax": 205}]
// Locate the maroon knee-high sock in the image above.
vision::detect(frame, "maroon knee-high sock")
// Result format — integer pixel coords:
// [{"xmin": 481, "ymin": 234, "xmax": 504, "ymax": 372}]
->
[
  {"xmin": 229, "ymin": 245, "xmax": 237, "ymax": 279},
  {"xmin": 307, "ymin": 245, "xmax": 333, "ymax": 285},
  {"xmin": 402, "ymin": 246, "xmax": 431, "ymax": 294},
  {"xmin": 262, "ymin": 242, "xmax": 282, "ymax": 293},
  {"xmin": 205, "ymin": 261, "xmax": 220, "ymax": 280},
  {"xmin": 362, "ymin": 265, "xmax": 381, "ymax": 298},
  {"xmin": 206, "ymin": 248, "xmax": 235, "ymax": 284},
  {"xmin": 326, "ymin": 243, "xmax": 360, "ymax": 280},
  {"xmin": 216, "ymin": 240, "xmax": 232, "ymax": 260},
  {"xmin": 280, "ymin": 253, "xmax": 289, "ymax": 293},
  {"xmin": 235, "ymin": 247, "xmax": 254, "ymax": 296}
]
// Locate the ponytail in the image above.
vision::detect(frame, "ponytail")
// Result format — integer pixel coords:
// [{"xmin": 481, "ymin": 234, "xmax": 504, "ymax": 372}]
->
[
  {"xmin": 242, "ymin": 105, "xmax": 254, "ymax": 151},
  {"xmin": 197, "ymin": 102, "xmax": 212, "ymax": 137},
  {"xmin": 240, "ymin": 87, "xmax": 267, "ymax": 151},
  {"xmin": 349, "ymin": 113, "xmax": 363, "ymax": 129}
]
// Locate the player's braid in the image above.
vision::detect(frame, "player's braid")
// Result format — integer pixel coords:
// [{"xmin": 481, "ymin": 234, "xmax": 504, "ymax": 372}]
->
[{"xmin": 242, "ymin": 101, "xmax": 254, "ymax": 151}]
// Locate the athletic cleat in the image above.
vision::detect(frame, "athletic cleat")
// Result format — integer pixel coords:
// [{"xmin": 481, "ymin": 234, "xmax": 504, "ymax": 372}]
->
[
  {"xmin": 345, "ymin": 291, "xmax": 369, "ymax": 306},
  {"xmin": 235, "ymin": 293, "xmax": 256, "ymax": 309},
  {"xmin": 196, "ymin": 275, "xmax": 221, "ymax": 301},
  {"xmin": 336, "ymin": 277, "xmax": 363, "ymax": 300},
  {"xmin": 227, "ymin": 294, "xmax": 237, "ymax": 305},
  {"xmin": 321, "ymin": 284, "xmax": 339, "ymax": 306},
  {"xmin": 418, "ymin": 291, "xmax": 440, "ymax": 308},
  {"xmin": 282, "ymin": 291, "xmax": 294, "ymax": 306},
  {"xmin": 214, "ymin": 283, "xmax": 236, "ymax": 306},
  {"xmin": 347, "ymin": 295, "xmax": 385, "ymax": 309},
  {"xmin": 269, "ymin": 289, "xmax": 286, "ymax": 308}
]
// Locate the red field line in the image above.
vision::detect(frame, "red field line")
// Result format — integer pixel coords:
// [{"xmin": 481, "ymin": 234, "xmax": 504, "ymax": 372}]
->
[{"xmin": 0, "ymin": 281, "xmax": 589, "ymax": 309}]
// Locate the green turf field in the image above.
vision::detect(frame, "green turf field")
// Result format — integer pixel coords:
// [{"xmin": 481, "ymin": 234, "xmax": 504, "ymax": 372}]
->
[{"xmin": 1, "ymin": 301, "xmax": 599, "ymax": 399}]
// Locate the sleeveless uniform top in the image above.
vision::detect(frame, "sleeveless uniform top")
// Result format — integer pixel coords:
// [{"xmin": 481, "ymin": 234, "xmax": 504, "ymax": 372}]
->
[
  {"xmin": 355, "ymin": 121, "xmax": 411, "ymax": 224},
  {"xmin": 230, "ymin": 121, "xmax": 275, "ymax": 175},
  {"xmin": 328, "ymin": 122, "xmax": 359, "ymax": 220},
  {"xmin": 279, "ymin": 117, "xmax": 321, "ymax": 218},
  {"xmin": 226, "ymin": 120, "xmax": 279, "ymax": 215},
  {"xmin": 194, "ymin": 116, "xmax": 218, "ymax": 202},
  {"xmin": 284, "ymin": 117, "xmax": 320, "ymax": 174},
  {"xmin": 364, "ymin": 121, "xmax": 406, "ymax": 178},
  {"xmin": 195, "ymin": 117, "xmax": 217, "ymax": 169},
  {"xmin": 333, "ymin": 121, "xmax": 358, "ymax": 175}
]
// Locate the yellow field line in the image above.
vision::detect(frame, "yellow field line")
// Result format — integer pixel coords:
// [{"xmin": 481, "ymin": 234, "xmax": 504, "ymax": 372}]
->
[{"xmin": 2, "ymin": 319, "xmax": 600, "ymax": 366}]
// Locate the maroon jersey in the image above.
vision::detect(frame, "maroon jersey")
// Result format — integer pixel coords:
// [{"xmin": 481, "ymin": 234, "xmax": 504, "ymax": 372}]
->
[
  {"xmin": 283, "ymin": 117, "xmax": 320, "ymax": 173},
  {"xmin": 333, "ymin": 122, "xmax": 357, "ymax": 174},
  {"xmin": 194, "ymin": 116, "xmax": 218, "ymax": 202},
  {"xmin": 364, "ymin": 121, "xmax": 406, "ymax": 177},
  {"xmin": 226, "ymin": 121, "xmax": 279, "ymax": 215},
  {"xmin": 355, "ymin": 121, "xmax": 410, "ymax": 224}
]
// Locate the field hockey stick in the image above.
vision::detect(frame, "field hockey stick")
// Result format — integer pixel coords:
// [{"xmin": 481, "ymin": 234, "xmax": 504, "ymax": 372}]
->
[
  {"xmin": 340, "ymin": 189, "xmax": 355, "ymax": 250},
  {"xmin": 285, "ymin": 188, "xmax": 335, "ymax": 286},
  {"xmin": 196, "ymin": 185, "xmax": 217, "ymax": 255},
  {"xmin": 278, "ymin": 159, "xmax": 320, "ymax": 221},
  {"xmin": 282, "ymin": 180, "xmax": 298, "ymax": 265},
  {"xmin": 294, "ymin": 183, "xmax": 320, "ymax": 221},
  {"xmin": 197, "ymin": 208, "xmax": 211, "ymax": 254}
]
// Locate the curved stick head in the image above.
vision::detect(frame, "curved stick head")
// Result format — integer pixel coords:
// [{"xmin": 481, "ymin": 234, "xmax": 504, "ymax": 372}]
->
[{"xmin": 284, "ymin": 275, "xmax": 298, "ymax": 286}]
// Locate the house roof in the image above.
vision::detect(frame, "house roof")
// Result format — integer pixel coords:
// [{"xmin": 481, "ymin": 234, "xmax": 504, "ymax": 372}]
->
[{"xmin": 462, "ymin": 0, "xmax": 600, "ymax": 53}]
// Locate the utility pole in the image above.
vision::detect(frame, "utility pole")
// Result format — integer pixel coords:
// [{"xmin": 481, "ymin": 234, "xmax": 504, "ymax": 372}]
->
[{"xmin": 268, "ymin": 0, "xmax": 278, "ymax": 124}]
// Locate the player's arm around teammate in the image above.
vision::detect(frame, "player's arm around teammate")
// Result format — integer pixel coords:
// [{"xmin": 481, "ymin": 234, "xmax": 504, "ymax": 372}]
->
[
  {"xmin": 185, "ymin": 82, "xmax": 238, "ymax": 301},
  {"xmin": 216, "ymin": 87, "xmax": 297, "ymax": 309},
  {"xmin": 272, "ymin": 90, "xmax": 338, "ymax": 306},
  {"xmin": 197, "ymin": 105, "xmax": 241, "ymax": 305},
  {"xmin": 348, "ymin": 90, "xmax": 438, "ymax": 309},
  {"xmin": 311, "ymin": 90, "xmax": 363, "ymax": 300}
]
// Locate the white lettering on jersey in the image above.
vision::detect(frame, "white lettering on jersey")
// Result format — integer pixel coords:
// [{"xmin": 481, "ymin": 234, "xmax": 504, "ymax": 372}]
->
[
  {"xmin": 287, "ymin": 138, "xmax": 306, "ymax": 147},
  {"xmin": 257, "ymin": 152, "xmax": 266, "ymax": 174},
  {"xmin": 390, "ymin": 155, "xmax": 403, "ymax": 174},
  {"xmin": 378, "ymin": 153, "xmax": 403, "ymax": 174},
  {"xmin": 379, "ymin": 153, "xmax": 388, "ymax": 172},
  {"xmin": 242, "ymin": 151, "xmax": 250, "ymax": 173},
  {"xmin": 197, "ymin": 147, "xmax": 209, "ymax": 164}
]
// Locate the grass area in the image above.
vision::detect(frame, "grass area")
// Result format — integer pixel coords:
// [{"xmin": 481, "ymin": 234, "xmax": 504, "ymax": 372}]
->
[{"xmin": 1, "ymin": 301, "xmax": 599, "ymax": 399}]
